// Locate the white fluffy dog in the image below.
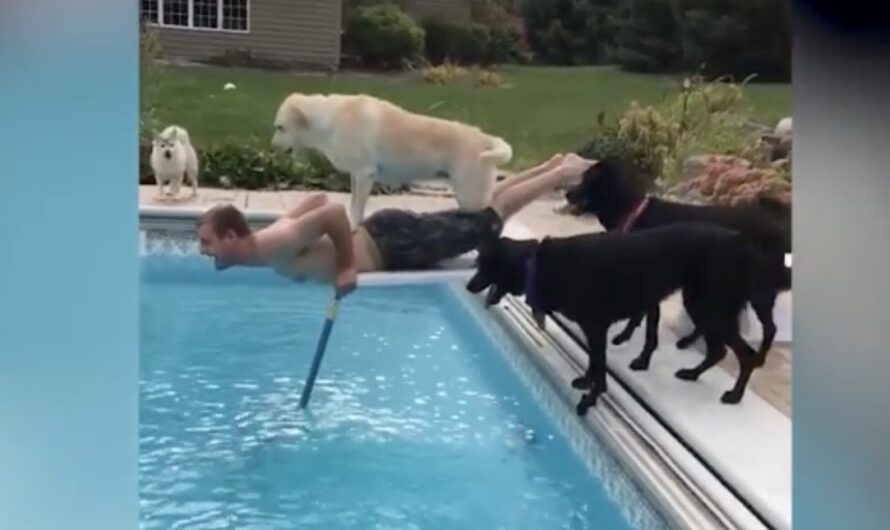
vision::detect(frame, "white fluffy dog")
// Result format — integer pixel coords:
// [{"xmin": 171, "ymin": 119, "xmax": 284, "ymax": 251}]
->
[
  {"xmin": 150, "ymin": 125, "xmax": 199, "ymax": 200},
  {"xmin": 271, "ymin": 93, "xmax": 513, "ymax": 224},
  {"xmin": 774, "ymin": 116, "xmax": 793, "ymax": 139}
]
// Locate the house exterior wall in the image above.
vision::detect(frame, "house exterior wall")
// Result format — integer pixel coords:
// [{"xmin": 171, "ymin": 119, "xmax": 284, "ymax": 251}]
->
[{"xmin": 149, "ymin": 0, "xmax": 342, "ymax": 69}]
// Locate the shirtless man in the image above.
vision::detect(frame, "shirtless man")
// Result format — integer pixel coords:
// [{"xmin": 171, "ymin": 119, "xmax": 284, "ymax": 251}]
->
[{"xmin": 196, "ymin": 153, "xmax": 595, "ymax": 295}]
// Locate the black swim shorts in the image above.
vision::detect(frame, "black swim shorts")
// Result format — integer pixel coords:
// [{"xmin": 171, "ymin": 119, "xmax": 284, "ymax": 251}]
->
[{"xmin": 360, "ymin": 207, "xmax": 504, "ymax": 271}]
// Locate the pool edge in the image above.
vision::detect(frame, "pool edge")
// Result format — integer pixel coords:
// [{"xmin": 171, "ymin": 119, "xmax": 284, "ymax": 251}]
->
[{"xmin": 449, "ymin": 285, "xmax": 771, "ymax": 530}]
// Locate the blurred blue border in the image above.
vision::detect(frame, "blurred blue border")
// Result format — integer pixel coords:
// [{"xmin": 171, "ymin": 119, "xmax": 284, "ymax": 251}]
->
[{"xmin": 0, "ymin": 1, "xmax": 138, "ymax": 529}]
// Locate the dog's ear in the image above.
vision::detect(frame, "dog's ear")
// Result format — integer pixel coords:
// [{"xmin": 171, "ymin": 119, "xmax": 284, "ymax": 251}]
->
[{"xmin": 289, "ymin": 105, "xmax": 310, "ymax": 129}]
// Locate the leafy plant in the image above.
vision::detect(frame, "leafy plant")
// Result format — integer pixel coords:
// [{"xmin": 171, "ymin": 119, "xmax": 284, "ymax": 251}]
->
[
  {"xmin": 421, "ymin": 61, "xmax": 469, "ymax": 85},
  {"xmin": 578, "ymin": 75, "xmax": 771, "ymax": 193},
  {"xmin": 139, "ymin": 26, "xmax": 164, "ymax": 144},
  {"xmin": 474, "ymin": 69, "xmax": 504, "ymax": 88},
  {"xmin": 666, "ymin": 156, "xmax": 791, "ymax": 206},
  {"xmin": 196, "ymin": 142, "xmax": 350, "ymax": 191},
  {"xmin": 344, "ymin": 3, "xmax": 425, "ymax": 69},
  {"xmin": 421, "ymin": 18, "xmax": 492, "ymax": 65}
]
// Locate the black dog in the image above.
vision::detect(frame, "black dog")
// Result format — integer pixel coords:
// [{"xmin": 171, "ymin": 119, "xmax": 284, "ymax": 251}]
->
[
  {"xmin": 564, "ymin": 160, "xmax": 791, "ymax": 360},
  {"xmin": 466, "ymin": 224, "xmax": 765, "ymax": 415}
]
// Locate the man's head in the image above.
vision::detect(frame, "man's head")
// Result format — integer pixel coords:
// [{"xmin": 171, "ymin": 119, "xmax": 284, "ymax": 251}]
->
[{"xmin": 197, "ymin": 204, "xmax": 252, "ymax": 270}]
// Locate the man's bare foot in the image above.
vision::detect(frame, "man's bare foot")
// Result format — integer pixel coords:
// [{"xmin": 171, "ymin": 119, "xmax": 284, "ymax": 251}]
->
[
  {"xmin": 557, "ymin": 153, "xmax": 598, "ymax": 183},
  {"xmin": 542, "ymin": 153, "xmax": 564, "ymax": 171}
]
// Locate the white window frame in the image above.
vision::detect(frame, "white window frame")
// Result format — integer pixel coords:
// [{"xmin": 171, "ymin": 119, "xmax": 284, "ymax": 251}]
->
[{"xmin": 142, "ymin": 0, "xmax": 250, "ymax": 34}]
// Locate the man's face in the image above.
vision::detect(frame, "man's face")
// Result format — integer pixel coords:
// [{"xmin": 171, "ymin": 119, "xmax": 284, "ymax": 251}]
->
[{"xmin": 198, "ymin": 222, "xmax": 238, "ymax": 270}]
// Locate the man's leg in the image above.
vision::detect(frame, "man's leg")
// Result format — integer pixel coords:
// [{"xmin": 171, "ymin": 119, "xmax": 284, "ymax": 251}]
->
[
  {"xmin": 284, "ymin": 192, "xmax": 329, "ymax": 220},
  {"xmin": 489, "ymin": 165, "xmax": 579, "ymax": 221},
  {"xmin": 490, "ymin": 154, "xmax": 564, "ymax": 199}
]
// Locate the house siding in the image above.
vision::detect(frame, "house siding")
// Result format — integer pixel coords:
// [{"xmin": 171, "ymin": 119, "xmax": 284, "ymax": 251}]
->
[
  {"xmin": 404, "ymin": 0, "xmax": 471, "ymax": 22},
  {"xmin": 150, "ymin": 0, "xmax": 342, "ymax": 69}
]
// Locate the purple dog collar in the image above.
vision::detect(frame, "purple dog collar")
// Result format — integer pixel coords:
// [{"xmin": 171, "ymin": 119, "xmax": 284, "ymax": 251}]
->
[{"xmin": 524, "ymin": 248, "xmax": 546, "ymax": 313}]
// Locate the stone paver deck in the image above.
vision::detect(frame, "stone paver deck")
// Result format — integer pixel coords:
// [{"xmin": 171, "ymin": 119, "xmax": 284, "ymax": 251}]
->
[{"xmin": 139, "ymin": 186, "xmax": 791, "ymax": 417}]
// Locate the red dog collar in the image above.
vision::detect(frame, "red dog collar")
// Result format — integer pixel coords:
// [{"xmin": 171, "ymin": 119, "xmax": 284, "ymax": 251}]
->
[{"xmin": 620, "ymin": 197, "xmax": 650, "ymax": 233}]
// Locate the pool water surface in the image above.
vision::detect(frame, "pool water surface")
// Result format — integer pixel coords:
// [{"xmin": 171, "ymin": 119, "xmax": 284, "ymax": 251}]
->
[{"xmin": 140, "ymin": 255, "xmax": 668, "ymax": 530}]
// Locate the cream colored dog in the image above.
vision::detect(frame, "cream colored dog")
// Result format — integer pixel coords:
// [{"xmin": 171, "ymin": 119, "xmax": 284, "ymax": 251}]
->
[
  {"xmin": 271, "ymin": 93, "xmax": 513, "ymax": 224},
  {"xmin": 150, "ymin": 125, "xmax": 199, "ymax": 201}
]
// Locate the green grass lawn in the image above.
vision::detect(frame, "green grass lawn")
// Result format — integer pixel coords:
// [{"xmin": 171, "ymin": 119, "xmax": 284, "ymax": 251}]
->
[{"xmin": 146, "ymin": 64, "xmax": 790, "ymax": 169}]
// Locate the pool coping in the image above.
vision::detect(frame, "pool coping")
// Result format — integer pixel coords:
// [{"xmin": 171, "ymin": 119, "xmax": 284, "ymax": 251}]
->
[
  {"xmin": 139, "ymin": 205, "xmax": 789, "ymax": 530},
  {"xmin": 476, "ymin": 293, "xmax": 768, "ymax": 530},
  {"xmin": 498, "ymin": 223, "xmax": 791, "ymax": 530}
]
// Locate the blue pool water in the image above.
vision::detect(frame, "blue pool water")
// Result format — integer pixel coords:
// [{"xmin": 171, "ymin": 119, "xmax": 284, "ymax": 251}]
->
[{"xmin": 140, "ymin": 253, "xmax": 667, "ymax": 530}]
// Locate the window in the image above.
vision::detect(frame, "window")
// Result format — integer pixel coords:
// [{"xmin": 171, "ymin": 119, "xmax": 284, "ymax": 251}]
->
[
  {"xmin": 222, "ymin": 0, "xmax": 248, "ymax": 31},
  {"xmin": 140, "ymin": 0, "xmax": 249, "ymax": 32},
  {"xmin": 140, "ymin": 0, "xmax": 158, "ymax": 23},
  {"xmin": 193, "ymin": 0, "xmax": 219, "ymax": 29},
  {"xmin": 162, "ymin": 0, "xmax": 188, "ymax": 27}
]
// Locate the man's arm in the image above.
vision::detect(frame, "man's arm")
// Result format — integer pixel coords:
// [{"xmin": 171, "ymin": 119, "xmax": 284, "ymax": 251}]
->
[
  {"xmin": 256, "ymin": 202, "xmax": 357, "ymax": 293},
  {"xmin": 283, "ymin": 192, "xmax": 329, "ymax": 220}
]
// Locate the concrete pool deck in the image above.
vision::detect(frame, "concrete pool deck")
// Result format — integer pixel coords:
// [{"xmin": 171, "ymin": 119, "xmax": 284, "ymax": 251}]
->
[{"xmin": 139, "ymin": 185, "xmax": 791, "ymax": 419}]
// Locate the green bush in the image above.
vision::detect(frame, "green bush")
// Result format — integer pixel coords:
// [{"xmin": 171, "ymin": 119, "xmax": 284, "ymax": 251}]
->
[
  {"xmin": 422, "ymin": 18, "xmax": 493, "ymax": 65},
  {"xmin": 520, "ymin": 0, "xmax": 616, "ymax": 65},
  {"xmin": 139, "ymin": 26, "xmax": 163, "ymax": 145},
  {"xmin": 576, "ymin": 116, "xmax": 661, "ymax": 192},
  {"xmin": 199, "ymin": 143, "xmax": 351, "ymax": 191},
  {"xmin": 577, "ymin": 75, "xmax": 761, "ymax": 194},
  {"xmin": 487, "ymin": 25, "xmax": 522, "ymax": 64},
  {"xmin": 138, "ymin": 140, "xmax": 350, "ymax": 191},
  {"xmin": 344, "ymin": 3, "xmax": 425, "ymax": 69},
  {"xmin": 520, "ymin": 0, "xmax": 790, "ymax": 81},
  {"xmin": 140, "ymin": 141, "xmax": 409, "ymax": 193}
]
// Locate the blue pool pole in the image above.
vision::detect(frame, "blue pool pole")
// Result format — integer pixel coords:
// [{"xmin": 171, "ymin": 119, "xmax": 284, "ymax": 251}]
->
[{"xmin": 299, "ymin": 293, "xmax": 343, "ymax": 409}]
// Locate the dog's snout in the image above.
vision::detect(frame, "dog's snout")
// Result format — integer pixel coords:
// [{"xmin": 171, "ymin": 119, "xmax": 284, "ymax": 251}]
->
[{"xmin": 163, "ymin": 150, "xmax": 172, "ymax": 159}]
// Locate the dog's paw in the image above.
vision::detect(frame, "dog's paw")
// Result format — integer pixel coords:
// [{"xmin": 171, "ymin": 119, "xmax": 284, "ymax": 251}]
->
[
  {"xmin": 575, "ymin": 400, "xmax": 588, "ymax": 416},
  {"xmin": 629, "ymin": 357, "xmax": 650, "ymax": 371},
  {"xmin": 575, "ymin": 393, "xmax": 599, "ymax": 416},
  {"xmin": 675, "ymin": 368, "xmax": 700, "ymax": 381},
  {"xmin": 721, "ymin": 390, "xmax": 743, "ymax": 404},
  {"xmin": 571, "ymin": 376, "xmax": 593, "ymax": 390}
]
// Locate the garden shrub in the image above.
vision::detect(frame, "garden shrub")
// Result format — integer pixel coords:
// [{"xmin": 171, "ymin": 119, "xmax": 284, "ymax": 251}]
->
[
  {"xmin": 421, "ymin": 18, "xmax": 491, "ymax": 65},
  {"xmin": 576, "ymin": 116, "xmax": 662, "ymax": 192},
  {"xmin": 139, "ymin": 26, "xmax": 163, "ymax": 146},
  {"xmin": 139, "ymin": 141, "xmax": 410, "ymax": 193},
  {"xmin": 471, "ymin": 0, "xmax": 527, "ymax": 63},
  {"xmin": 139, "ymin": 141, "xmax": 350, "ymax": 190},
  {"xmin": 474, "ymin": 69, "xmax": 503, "ymax": 88},
  {"xmin": 576, "ymin": 75, "xmax": 770, "ymax": 195},
  {"xmin": 487, "ymin": 25, "xmax": 523, "ymax": 63},
  {"xmin": 666, "ymin": 156, "xmax": 791, "ymax": 206},
  {"xmin": 421, "ymin": 62, "xmax": 470, "ymax": 85},
  {"xmin": 344, "ymin": 3, "xmax": 425, "ymax": 69},
  {"xmin": 521, "ymin": 0, "xmax": 790, "ymax": 81}
]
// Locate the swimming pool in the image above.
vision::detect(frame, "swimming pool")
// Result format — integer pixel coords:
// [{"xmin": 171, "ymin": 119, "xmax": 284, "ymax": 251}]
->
[{"xmin": 140, "ymin": 249, "xmax": 671, "ymax": 529}]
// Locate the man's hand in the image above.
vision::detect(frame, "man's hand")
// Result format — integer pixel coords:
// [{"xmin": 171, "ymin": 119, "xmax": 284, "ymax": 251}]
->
[{"xmin": 334, "ymin": 266, "xmax": 358, "ymax": 297}]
